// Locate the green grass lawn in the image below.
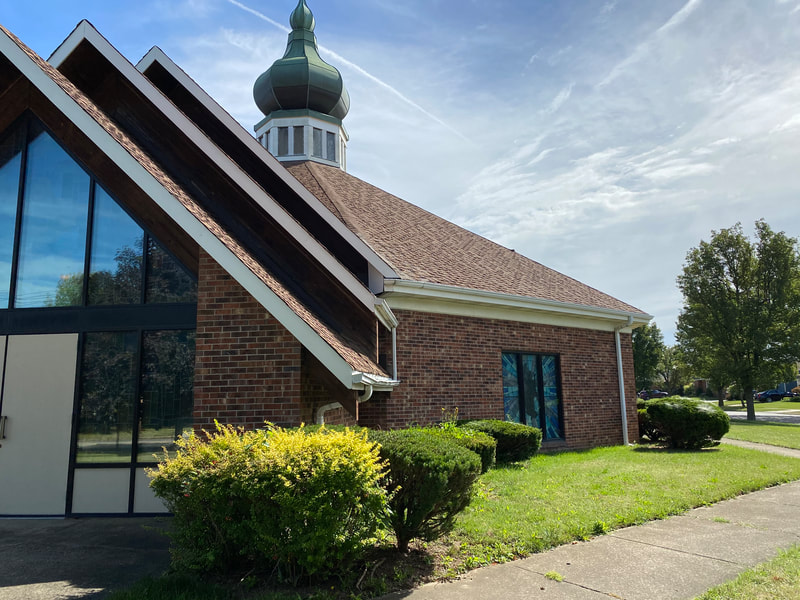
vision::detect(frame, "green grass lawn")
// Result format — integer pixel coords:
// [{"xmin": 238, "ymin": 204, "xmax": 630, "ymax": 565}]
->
[
  {"xmin": 694, "ymin": 545, "xmax": 800, "ymax": 600},
  {"xmin": 726, "ymin": 421, "xmax": 800, "ymax": 450},
  {"xmin": 109, "ymin": 444, "xmax": 800, "ymax": 599},
  {"xmin": 451, "ymin": 445, "xmax": 800, "ymax": 567},
  {"xmin": 721, "ymin": 400, "xmax": 800, "ymax": 412}
]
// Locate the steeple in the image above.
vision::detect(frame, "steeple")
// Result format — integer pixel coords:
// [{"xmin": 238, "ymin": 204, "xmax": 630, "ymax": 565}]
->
[{"xmin": 253, "ymin": 0, "xmax": 349, "ymax": 170}]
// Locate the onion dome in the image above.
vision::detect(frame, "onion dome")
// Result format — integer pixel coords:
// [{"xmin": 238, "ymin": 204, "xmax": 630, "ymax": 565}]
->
[{"xmin": 253, "ymin": 0, "xmax": 350, "ymax": 122}]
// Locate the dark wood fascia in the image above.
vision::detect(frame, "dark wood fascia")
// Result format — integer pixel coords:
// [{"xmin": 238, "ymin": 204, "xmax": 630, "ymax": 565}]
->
[
  {"xmin": 142, "ymin": 60, "xmax": 371, "ymax": 287},
  {"xmin": 57, "ymin": 47, "xmax": 378, "ymax": 359}
]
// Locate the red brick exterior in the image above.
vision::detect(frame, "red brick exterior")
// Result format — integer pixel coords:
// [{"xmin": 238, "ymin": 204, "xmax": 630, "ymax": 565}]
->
[
  {"xmin": 194, "ymin": 251, "xmax": 304, "ymax": 430},
  {"xmin": 194, "ymin": 251, "xmax": 358, "ymax": 431},
  {"xmin": 360, "ymin": 310, "xmax": 638, "ymax": 449},
  {"xmin": 193, "ymin": 252, "xmax": 637, "ymax": 448}
]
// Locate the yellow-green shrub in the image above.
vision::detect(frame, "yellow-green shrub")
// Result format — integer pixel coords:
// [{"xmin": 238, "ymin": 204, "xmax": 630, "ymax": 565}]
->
[{"xmin": 147, "ymin": 424, "xmax": 387, "ymax": 582}]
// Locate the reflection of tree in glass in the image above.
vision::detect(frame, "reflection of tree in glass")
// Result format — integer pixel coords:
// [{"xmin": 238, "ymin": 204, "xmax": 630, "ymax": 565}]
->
[
  {"xmin": 45, "ymin": 272, "xmax": 83, "ymax": 306},
  {"xmin": 145, "ymin": 238, "xmax": 196, "ymax": 303},
  {"xmin": 89, "ymin": 242, "xmax": 143, "ymax": 305},
  {"xmin": 79, "ymin": 331, "xmax": 137, "ymax": 438},
  {"xmin": 140, "ymin": 330, "xmax": 195, "ymax": 446}
]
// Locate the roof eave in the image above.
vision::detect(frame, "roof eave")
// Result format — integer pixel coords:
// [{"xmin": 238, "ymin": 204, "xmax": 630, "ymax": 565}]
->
[{"xmin": 381, "ymin": 279, "xmax": 652, "ymax": 331}]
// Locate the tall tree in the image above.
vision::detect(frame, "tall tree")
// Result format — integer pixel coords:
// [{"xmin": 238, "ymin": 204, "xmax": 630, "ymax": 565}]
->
[
  {"xmin": 632, "ymin": 321, "xmax": 665, "ymax": 391},
  {"xmin": 656, "ymin": 345, "xmax": 691, "ymax": 395},
  {"xmin": 677, "ymin": 221, "xmax": 800, "ymax": 420}
]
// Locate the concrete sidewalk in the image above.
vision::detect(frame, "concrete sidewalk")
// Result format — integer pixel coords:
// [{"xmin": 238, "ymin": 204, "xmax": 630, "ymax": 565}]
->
[{"xmin": 383, "ymin": 443, "xmax": 800, "ymax": 600}]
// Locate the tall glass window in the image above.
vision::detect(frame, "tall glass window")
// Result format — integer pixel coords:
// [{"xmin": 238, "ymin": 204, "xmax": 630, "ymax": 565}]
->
[
  {"xmin": 0, "ymin": 124, "xmax": 23, "ymax": 307},
  {"xmin": 76, "ymin": 331, "xmax": 138, "ymax": 463},
  {"xmin": 137, "ymin": 330, "xmax": 195, "ymax": 462},
  {"xmin": 293, "ymin": 126, "xmax": 304, "ymax": 155},
  {"xmin": 502, "ymin": 352, "xmax": 564, "ymax": 439},
  {"xmin": 326, "ymin": 131, "xmax": 336, "ymax": 161},
  {"xmin": 15, "ymin": 123, "xmax": 90, "ymax": 308},
  {"xmin": 89, "ymin": 185, "xmax": 143, "ymax": 305},
  {"xmin": 312, "ymin": 127, "xmax": 323, "ymax": 158},
  {"xmin": 277, "ymin": 127, "xmax": 289, "ymax": 156}
]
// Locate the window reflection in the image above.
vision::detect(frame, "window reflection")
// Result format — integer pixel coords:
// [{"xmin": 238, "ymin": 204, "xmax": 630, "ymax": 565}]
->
[
  {"xmin": 76, "ymin": 331, "xmax": 138, "ymax": 463},
  {"xmin": 0, "ymin": 123, "xmax": 24, "ymax": 308},
  {"xmin": 15, "ymin": 125, "xmax": 90, "ymax": 308},
  {"xmin": 145, "ymin": 238, "xmax": 197, "ymax": 303},
  {"xmin": 138, "ymin": 330, "xmax": 195, "ymax": 462},
  {"xmin": 88, "ymin": 185, "xmax": 143, "ymax": 305}
]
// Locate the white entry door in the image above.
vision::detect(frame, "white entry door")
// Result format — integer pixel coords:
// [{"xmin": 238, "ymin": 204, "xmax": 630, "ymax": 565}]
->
[{"xmin": 0, "ymin": 334, "xmax": 78, "ymax": 516}]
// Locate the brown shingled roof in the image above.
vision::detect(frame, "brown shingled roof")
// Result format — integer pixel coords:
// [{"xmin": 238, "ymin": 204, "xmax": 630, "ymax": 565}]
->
[
  {"xmin": 0, "ymin": 23, "xmax": 387, "ymax": 378},
  {"xmin": 287, "ymin": 161, "xmax": 646, "ymax": 315}
]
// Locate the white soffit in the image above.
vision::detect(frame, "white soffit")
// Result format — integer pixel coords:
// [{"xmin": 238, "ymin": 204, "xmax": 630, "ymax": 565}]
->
[
  {"xmin": 0, "ymin": 25, "xmax": 366, "ymax": 391},
  {"xmin": 47, "ymin": 20, "xmax": 386, "ymax": 312},
  {"xmin": 382, "ymin": 280, "xmax": 651, "ymax": 332},
  {"xmin": 133, "ymin": 44, "xmax": 397, "ymax": 280}
]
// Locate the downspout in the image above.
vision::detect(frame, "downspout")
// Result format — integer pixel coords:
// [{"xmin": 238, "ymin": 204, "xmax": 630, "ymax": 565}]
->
[
  {"xmin": 614, "ymin": 316, "xmax": 634, "ymax": 445},
  {"xmin": 315, "ymin": 383, "xmax": 375, "ymax": 425}
]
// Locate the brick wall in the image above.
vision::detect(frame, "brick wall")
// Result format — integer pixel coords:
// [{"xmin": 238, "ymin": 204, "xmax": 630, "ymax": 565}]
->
[
  {"xmin": 193, "ymin": 251, "xmax": 303, "ymax": 430},
  {"xmin": 359, "ymin": 310, "xmax": 638, "ymax": 449}
]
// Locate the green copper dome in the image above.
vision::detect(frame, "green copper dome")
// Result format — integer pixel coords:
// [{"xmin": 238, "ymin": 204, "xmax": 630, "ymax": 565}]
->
[{"xmin": 253, "ymin": 0, "xmax": 350, "ymax": 121}]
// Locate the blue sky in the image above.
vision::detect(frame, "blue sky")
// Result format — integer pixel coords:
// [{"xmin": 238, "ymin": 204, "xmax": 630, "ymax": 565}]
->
[{"xmin": 4, "ymin": 0, "xmax": 800, "ymax": 341}]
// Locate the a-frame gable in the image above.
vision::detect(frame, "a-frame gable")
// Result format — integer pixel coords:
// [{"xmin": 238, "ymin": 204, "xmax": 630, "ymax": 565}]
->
[{"xmin": 0, "ymin": 23, "xmax": 394, "ymax": 391}]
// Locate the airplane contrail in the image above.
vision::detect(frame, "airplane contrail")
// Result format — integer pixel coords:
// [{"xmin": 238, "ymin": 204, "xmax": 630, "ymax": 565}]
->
[{"xmin": 225, "ymin": 0, "xmax": 470, "ymax": 143}]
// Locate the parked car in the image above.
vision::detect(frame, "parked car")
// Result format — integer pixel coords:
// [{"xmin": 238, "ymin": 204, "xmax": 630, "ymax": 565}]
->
[
  {"xmin": 638, "ymin": 389, "xmax": 669, "ymax": 400},
  {"xmin": 756, "ymin": 389, "xmax": 783, "ymax": 402}
]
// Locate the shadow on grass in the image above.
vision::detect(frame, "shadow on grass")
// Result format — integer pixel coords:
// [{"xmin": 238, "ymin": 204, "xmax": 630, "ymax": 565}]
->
[{"xmin": 632, "ymin": 444, "xmax": 723, "ymax": 454}]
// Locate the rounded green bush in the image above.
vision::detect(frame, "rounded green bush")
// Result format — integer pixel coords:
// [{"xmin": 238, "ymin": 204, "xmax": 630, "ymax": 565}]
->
[
  {"xmin": 457, "ymin": 419, "xmax": 542, "ymax": 462},
  {"xmin": 147, "ymin": 424, "xmax": 387, "ymax": 582},
  {"xmin": 645, "ymin": 397, "xmax": 730, "ymax": 449},
  {"xmin": 368, "ymin": 428, "xmax": 482, "ymax": 552},
  {"xmin": 422, "ymin": 424, "xmax": 496, "ymax": 473}
]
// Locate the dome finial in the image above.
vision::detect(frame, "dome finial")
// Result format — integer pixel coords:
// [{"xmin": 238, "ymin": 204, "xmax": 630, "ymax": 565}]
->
[{"xmin": 290, "ymin": 0, "xmax": 315, "ymax": 32}]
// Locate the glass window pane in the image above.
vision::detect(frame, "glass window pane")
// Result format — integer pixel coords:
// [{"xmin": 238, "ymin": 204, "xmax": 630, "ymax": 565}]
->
[
  {"xmin": 542, "ymin": 355, "xmax": 563, "ymax": 439},
  {"xmin": 293, "ymin": 126, "xmax": 304, "ymax": 155},
  {"xmin": 326, "ymin": 131, "xmax": 336, "ymax": 161},
  {"xmin": 502, "ymin": 352, "xmax": 520, "ymax": 423},
  {"xmin": 76, "ymin": 331, "xmax": 138, "ymax": 463},
  {"xmin": 145, "ymin": 238, "xmax": 197, "ymax": 303},
  {"xmin": 137, "ymin": 330, "xmax": 195, "ymax": 462},
  {"xmin": 522, "ymin": 354, "xmax": 540, "ymax": 428},
  {"xmin": 0, "ymin": 123, "xmax": 24, "ymax": 308},
  {"xmin": 88, "ymin": 185, "xmax": 144, "ymax": 305},
  {"xmin": 312, "ymin": 128, "xmax": 322, "ymax": 157},
  {"xmin": 15, "ymin": 125, "xmax": 90, "ymax": 308},
  {"xmin": 278, "ymin": 127, "xmax": 289, "ymax": 156}
]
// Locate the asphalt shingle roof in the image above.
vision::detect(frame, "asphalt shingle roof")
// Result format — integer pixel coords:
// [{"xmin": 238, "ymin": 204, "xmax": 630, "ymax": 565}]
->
[{"xmin": 287, "ymin": 161, "xmax": 646, "ymax": 315}]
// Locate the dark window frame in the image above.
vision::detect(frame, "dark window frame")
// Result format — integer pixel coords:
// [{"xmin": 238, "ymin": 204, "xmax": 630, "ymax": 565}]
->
[
  {"xmin": 502, "ymin": 351, "xmax": 565, "ymax": 440},
  {"xmin": 0, "ymin": 112, "xmax": 198, "ymax": 516}
]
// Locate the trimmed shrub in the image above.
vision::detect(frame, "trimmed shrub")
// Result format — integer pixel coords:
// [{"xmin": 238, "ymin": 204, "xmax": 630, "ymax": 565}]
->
[
  {"xmin": 645, "ymin": 397, "xmax": 730, "ymax": 449},
  {"xmin": 424, "ymin": 423, "xmax": 496, "ymax": 473},
  {"xmin": 457, "ymin": 419, "xmax": 542, "ymax": 462},
  {"xmin": 368, "ymin": 428, "xmax": 482, "ymax": 552},
  {"xmin": 147, "ymin": 424, "xmax": 387, "ymax": 582}
]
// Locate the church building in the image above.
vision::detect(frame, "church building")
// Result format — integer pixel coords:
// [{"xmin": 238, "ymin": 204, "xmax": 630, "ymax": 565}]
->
[{"xmin": 0, "ymin": 1, "xmax": 649, "ymax": 517}]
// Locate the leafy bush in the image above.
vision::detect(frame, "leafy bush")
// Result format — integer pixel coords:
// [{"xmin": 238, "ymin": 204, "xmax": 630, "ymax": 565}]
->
[
  {"xmin": 425, "ymin": 423, "xmax": 496, "ymax": 473},
  {"xmin": 148, "ymin": 424, "xmax": 387, "ymax": 582},
  {"xmin": 457, "ymin": 419, "xmax": 542, "ymax": 462},
  {"xmin": 368, "ymin": 428, "xmax": 482, "ymax": 552},
  {"xmin": 645, "ymin": 398, "xmax": 730, "ymax": 449}
]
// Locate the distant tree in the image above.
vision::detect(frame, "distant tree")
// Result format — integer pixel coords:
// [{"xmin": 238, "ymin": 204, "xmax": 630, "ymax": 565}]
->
[
  {"xmin": 655, "ymin": 345, "xmax": 691, "ymax": 395},
  {"xmin": 679, "ymin": 335, "xmax": 734, "ymax": 407},
  {"xmin": 677, "ymin": 220, "xmax": 800, "ymax": 420},
  {"xmin": 633, "ymin": 322, "xmax": 665, "ymax": 391}
]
